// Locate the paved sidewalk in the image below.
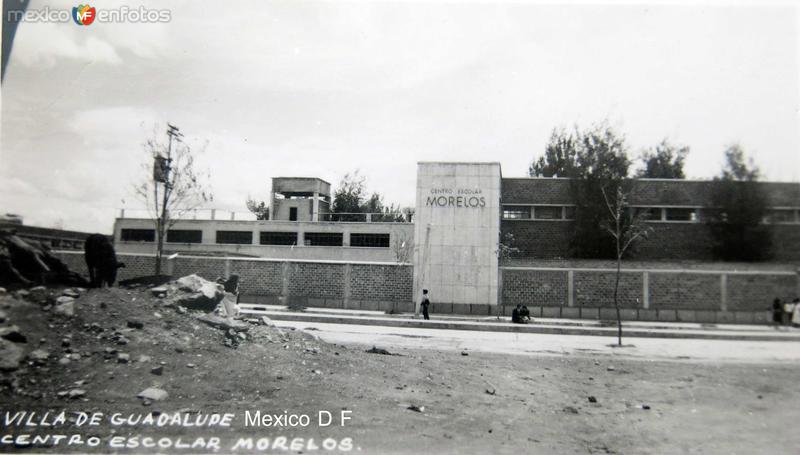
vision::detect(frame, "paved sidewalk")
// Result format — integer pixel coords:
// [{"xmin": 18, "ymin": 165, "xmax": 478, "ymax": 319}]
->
[{"xmin": 240, "ymin": 303, "xmax": 800, "ymax": 341}]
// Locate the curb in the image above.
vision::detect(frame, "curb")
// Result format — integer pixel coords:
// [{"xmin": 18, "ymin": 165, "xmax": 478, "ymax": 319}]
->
[{"xmin": 253, "ymin": 311, "xmax": 800, "ymax": 342}]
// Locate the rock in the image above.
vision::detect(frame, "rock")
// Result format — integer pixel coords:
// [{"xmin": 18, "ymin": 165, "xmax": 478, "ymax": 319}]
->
[
  {"xmin": 116, "ymin": 336, "xmax": 130, "ymax": 346},
  {"xmin": 28, "ymin": 349, "xmax": 49, "ymax": 362},
  {"xmin": 27, "ymin": 286, "xmax": 47, "ymax": 303},
  {"xmin": 607, "ymin": 366, "xmax": 615, "ymax": 372},
  {"xmin": 186, "ymin": 363, "xmax": 196, "ymax": 368},
  {"xmin": 53, "ymin": 301, "xmax": 75, "ymax": 317},
  {"xmin": 197, "ymin": 313, "xmax": 249, "ymax": 332},
  {"xmin": 13, "ymin": 290, "xmax": 29, "ymax": 300},
  {"xmin": 127, "ymin": 320, "xmax": 144, "ymax": 330},
  {"xmin": 55, "ymin": 296, "xmax": 75, "ymax": 305},
  {"xmin": 150, "ymin": 365, "xmax": 164, "ymax": 375},
  {"xmin": 260, "ymin": 316, "xmax": 275, "ymax": 327},
  {"xmin": 0, "ymin": 339, "xmax": 25, "ymax": 371},
  {"xmin": 117, "ymin": 353, "xmax": 130, "ymax": 363},
  {"xmin": 0, "ymin": 310, "xmax": 7, "ymax": 323},
  {"xmin": 641, "ymin": 404, "xmax": 651, "ymax": 410},
  {"xmin": 67, "ymin": 389, "xmax": 86, "ymax": 399},
  {"xmin": 0, "ymin": 326, "xmax": 27, "ymax": 343},
  {"xmin": 485, "ymin": 384, "xmax": 496, "ymax": 395},
  {"xmin": 61, "ymin": 338, "xmax": 71, "ymax": 347},
  {"xmin": 407, "ymin": 405, "xmax": 424, "ymax": 413},
  {"xmin": 365, "ymin": 346, "xmax": 395, "ymax": 356},
  {"xmin": 138, "ymin": 387, "xmax": 168, "ymax": 401},
  {"xmin": 461, "ymin": 351, "xmax": 469, "ymax": 356},
  {"xmin": 171, "ymin": 275, "xmax": 225, "ymax": 312},
  {"xmin": 138, "ymin": 355, "xmax": 152, "ymax": 363},
  {"xmin": 150, "ymin": 286, "xmax": 169, "ymax": 297},
  {"xmin": 563, "ymin": 406, "xmax": 579, "ymax": 414},
  {"xmin": 236, "ymin": 332, "xmax": 247, "ymax": 341},
  {"xmin": 58, "ymin": 357, "xmax": 71, "ymax": 366},
  {"xmin": 62, "ymin": 289, "xmax": 80, "ymax": 299},
  {"xmin": 588, "ymin": 396, "xmax": 597, "ymax": 403},
  {"xmin": 0, "ymin": 287, "xmax": 6, "ymax": 295},
  {"xmin": 176, "ymin": 306, "xmax": 187, "ymax": 314}
]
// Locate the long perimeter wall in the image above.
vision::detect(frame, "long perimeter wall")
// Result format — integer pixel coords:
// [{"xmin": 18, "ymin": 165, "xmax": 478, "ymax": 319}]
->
[{"xmin": 53, "ymin": 251, "xmax": 798, "ymax": 324}]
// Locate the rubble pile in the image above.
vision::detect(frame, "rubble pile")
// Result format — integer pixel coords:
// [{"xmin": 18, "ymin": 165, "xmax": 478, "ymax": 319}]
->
[
  {"xmin": 0, "ymin": 273, "xmax": 318, "ymax": 405},
  {"xmin": 0, "ymin": 229, "xmax": 87, "ymax": 289}
]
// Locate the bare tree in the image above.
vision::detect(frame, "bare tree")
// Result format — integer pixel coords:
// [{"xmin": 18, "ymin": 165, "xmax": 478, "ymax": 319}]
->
[
  {"xmin": 601, "ymin": 184, "xmax": 652, "ymax": 347},
  {"xmin": 135, "ymin": 124, "xmax": 213, "ymax": 275},
  {"xmin": 391, "ymin": 231, "xmax": 413, "ymax": 264}
]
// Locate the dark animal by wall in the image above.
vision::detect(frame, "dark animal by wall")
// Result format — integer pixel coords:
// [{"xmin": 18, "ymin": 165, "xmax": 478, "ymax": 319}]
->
[{"xmin": 84, "ymin": 234, "xmax": 125, "ymax": 287}]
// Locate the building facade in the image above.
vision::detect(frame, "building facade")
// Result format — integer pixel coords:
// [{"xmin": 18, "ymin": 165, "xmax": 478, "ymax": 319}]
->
[
  {"xmin": 501, "ymin": 178, "xmax": 800, "ymax": 261},
  {"xmin": 111, "ymin": 164, "xmax": 800, "ymax": 310}
]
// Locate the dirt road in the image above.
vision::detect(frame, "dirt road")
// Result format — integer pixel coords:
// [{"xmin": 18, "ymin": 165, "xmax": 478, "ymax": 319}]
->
[{"xmin": 0, "ymin": 287, "xmax": 798, "ymax": 454}]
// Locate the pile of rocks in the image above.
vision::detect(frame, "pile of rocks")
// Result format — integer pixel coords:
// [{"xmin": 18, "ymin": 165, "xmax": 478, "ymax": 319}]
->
[
  {"xmin": 0, "ymin": 229, "xmax": 88, "ymax": 288},
  {"xmin": 150, "ymin": 274, "xmax": 239, "ymax": 317}
]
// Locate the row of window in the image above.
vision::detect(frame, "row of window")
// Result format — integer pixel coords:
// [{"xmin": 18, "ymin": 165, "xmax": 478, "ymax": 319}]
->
[
  {"xmin": 119, "ymin": 229, "xmax": 391, "ymax": 248},
  {"xmin": 502, "ymin": 206, "xmax": 575, "ymax": 220},
  {"xmin": 501, "ymin": 206, "xmax": 800, "ymax": 224}
]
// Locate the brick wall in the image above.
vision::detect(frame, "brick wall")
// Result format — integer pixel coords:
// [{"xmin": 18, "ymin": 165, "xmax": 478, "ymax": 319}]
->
[
  {"xmin": 54, "ymin": 251, "xmax": 165, "ymax": 282},
  {"xmin": 501, "ymin": 221, "xmax": 573, "ymax": 259},
  {"xmin": 501, "ymin": 262, "xmax": 798, "ymax": 316},
  {"xmin": 230, "ymin": 260, "xmax": 284, "ymax": 295},
  {"xmin": 574, "ymin": 271, "xmax": 642, "ymax": 309},
  {"xmin": 53, "ymin": 251, "xmax": 412, "ymax": 308},
  {"xmin": 171, "ymin": 257, "xmax": 226, "ymax": 282},
  {"xmin": 727, "ymin": 274, "xmax": 797, "ymax": 311},
  {"xmin": 350, "ymin": 264, "xmax": 413, "ymax": 302},
  {"xmin": 501, "ymin": 269, "xmax": 568, "ymax": 306},
  {"xmin": 286, "ymin": 262, "xmax": 345, "ymax": 299},
  {"xmin": 649, "ymin": 273, "xmax": 720, "ymax": 310}
]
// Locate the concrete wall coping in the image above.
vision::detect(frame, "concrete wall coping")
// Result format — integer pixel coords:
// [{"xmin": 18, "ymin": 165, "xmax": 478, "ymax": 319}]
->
[
  {"xmin": 54, "ymin": 250, "xmax": 410, "ymax": 267},
  {"xmin": 501, "ymin": 265, "xmax": 797, "ymax": 276}
]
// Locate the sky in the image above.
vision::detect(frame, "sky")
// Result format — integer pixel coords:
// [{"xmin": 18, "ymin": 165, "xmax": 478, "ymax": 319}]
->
[{"xmin": 1, "ymin": 0, "xmax": 798, "ymax": 233}]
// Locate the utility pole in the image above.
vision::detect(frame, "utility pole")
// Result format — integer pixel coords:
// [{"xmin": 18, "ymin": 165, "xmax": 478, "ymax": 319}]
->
[{"xmin": 154, "ymin": 123, "xmax": 182, "ymax": 275}]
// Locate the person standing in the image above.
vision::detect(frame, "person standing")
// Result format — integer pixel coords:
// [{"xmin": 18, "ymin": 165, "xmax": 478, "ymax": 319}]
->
[
  {"xmin": 421, "ymin": 289, "xmax": 431, "ymax": 320},
  {"xmin": 772, "ymin": 298, "xmax": 783, "ymax": 330},
  {"xmin": 783, "ymin": 299, "xmax": 796, "ymax": 326}
]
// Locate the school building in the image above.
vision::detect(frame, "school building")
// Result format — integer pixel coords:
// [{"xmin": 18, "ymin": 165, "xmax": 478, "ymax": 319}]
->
[{"xmin": 101, "ymin": 163, "xmax": 800, "ymax": 322}]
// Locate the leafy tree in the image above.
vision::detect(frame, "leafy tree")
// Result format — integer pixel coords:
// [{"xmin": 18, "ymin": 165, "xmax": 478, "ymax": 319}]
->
[
  {"xmin": 707, "ymin": 145, "xmax": 772, "ymax": 261},
  {"xmin": 601, "ymin": 184, "xmax": 652, "ymax": 346},
  {"xmin": 331, "ymin": 172, "xmax": 366, "ymax": 221},
  {"xmin": 135, "ymin": 125, "xmax": 212, "ymax": 275},
  {"xmin": 332, "ymin": 171, "xmax": 409, "ymax": 222},
  {"xmin": 637, "ymin": 139, "xmax": 689, "ymax": 179},
  {"xmin": 245, "ymin": 197, "xmax": 270, "ymax": 220},
  {"xmin": 569, "ymin": 124, "xmax": 631, "ymax": 258},
  {"xmin": 529, "ymin": 128, "xmax": 578, "ymax": 177}
]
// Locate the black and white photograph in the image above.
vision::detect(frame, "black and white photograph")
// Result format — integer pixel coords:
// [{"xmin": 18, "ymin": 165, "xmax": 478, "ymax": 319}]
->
[{"xmin": 1, "ymin": 0, "xmax": 799, "ymax": 453}]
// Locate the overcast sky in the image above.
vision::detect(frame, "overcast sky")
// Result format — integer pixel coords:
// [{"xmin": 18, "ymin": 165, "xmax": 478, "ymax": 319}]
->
[{"xmin": 1, "ymin": 0, "xmax": 798, "ymax": 233}]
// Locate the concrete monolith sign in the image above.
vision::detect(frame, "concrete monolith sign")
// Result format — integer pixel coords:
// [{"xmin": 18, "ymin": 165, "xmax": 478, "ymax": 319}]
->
[{"xmin": 413, "ymin": 162, "xmax": 501, "ymax": 309}]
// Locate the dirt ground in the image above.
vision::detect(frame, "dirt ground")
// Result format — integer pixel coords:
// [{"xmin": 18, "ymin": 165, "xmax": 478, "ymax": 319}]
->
[{"xmin": 0, "ymin": 286, "xmax": 798, "ymax": 454}]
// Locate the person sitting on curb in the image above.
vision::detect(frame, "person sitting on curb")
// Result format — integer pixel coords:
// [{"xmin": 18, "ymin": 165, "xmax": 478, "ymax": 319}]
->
[
  {"xmin": 511, "ymin": 304, "xmax": 522, "ymax": 324},
  {"xmin": 519, "ymin": 305, "xmax": 532, "ymax": 323}
]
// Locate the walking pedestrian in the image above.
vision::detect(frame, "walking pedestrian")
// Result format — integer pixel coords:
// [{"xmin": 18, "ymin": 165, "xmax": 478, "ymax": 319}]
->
[
  {"xmin": 421, "ymin": 289, "xmax": 431, "ymax": 320},
  {"xmin": 772, "ymin": 298, "xmax": 783, "ymax": 330}
]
